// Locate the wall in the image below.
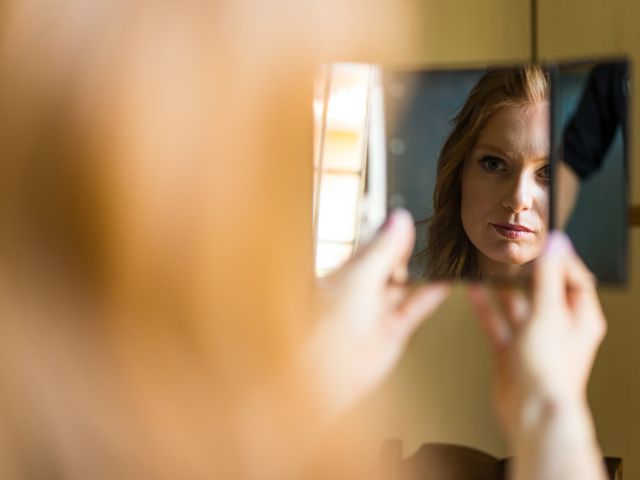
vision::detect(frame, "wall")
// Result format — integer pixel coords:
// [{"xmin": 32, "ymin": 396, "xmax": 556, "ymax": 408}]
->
[
  {"xmin": 349, "ymin": 2, "xmax": 640, "ymax": 476},
  {"xmin": 539, "ymin": 0, "xmax": 640, "ymax": 477},
  {"xmin": 400, "ymin": 0, "xmax": 531, "ymax": 65}
]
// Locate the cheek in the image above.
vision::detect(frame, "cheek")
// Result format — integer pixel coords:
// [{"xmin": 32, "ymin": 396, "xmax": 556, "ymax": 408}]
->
[
  {"xmin": 533, "ymin": 184, "xmax": 550, "ymax": 227},
  {"xmin": 461, "ymin": 174, "xmax": 496, "ymax": 229}
]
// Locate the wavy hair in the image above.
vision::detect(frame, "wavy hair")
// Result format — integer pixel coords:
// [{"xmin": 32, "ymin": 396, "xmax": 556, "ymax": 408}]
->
[{"xmin": 414, "ymin": 65, "xmax": 549, "ymax": 279}]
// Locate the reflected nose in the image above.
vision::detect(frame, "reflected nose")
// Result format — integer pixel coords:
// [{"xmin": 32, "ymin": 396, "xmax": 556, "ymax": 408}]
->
[{"xmin": 502, "ymin": 172, "xmax": 534, "ymax": 213}]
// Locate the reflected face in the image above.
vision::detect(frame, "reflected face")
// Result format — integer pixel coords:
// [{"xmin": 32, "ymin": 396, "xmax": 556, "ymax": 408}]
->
[{"xmin": 461, "ymin": 102, "xmax": 549, "ymax": 276}]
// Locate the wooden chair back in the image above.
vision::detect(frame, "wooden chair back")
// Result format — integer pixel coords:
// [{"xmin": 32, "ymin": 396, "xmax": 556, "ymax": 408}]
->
[{"xmin": 380, "ymin": 439, "xmax": 622, "ymax": 480}]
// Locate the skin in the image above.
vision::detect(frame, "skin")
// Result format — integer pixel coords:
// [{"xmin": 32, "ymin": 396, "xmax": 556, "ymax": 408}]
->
[
  {"xmin": 469, "ymin": 231, "xmax": 607, "ymax": 480},
  {"xmin": 243, "ymin": 209, "xmax": 451, "ymax": 479},
  {"xmin": 304, "ymin": 209, "xmax": 450, "ymax": 420},
  {"xmin": 461, "ymin": 102, "xmax": 550, "ymax": 277}
]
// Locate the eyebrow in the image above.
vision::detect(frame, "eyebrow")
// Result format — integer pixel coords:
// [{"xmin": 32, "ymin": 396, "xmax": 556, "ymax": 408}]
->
[{"xmin": 474, "ymin": 143, "xmax": 549, "ymax": 164}]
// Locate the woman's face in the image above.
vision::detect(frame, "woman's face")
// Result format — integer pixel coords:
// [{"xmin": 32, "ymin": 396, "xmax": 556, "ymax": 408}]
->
[{"xmin": 460, "ymin": 101, "xmax": 549, "ymax": 276}]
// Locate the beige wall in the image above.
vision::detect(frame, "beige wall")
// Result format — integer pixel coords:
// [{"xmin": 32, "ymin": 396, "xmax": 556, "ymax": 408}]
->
[
  {"xmin": 349, "ymin": 1, "xmax": 640, "ymax": 476},
  {"xmin": 398, "ymin": 0, "xmax": 530, "ymax": 65},
  {"xmin": 539, "ymin": 0, "xmax": 640, "ymax": 477},
  {"xmin": 356, "ymin": 285, "xmax": 508, "ymax": 455}
]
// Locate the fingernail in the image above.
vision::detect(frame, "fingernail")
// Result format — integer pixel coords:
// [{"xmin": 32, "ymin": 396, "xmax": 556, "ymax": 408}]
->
[
  {"xmin": 382, "ymin": 208, "xmax": 412, "ymax": 232},
  {"xmin": 544, "ymin": 230, "xmax": 574, "ymax": 256}
]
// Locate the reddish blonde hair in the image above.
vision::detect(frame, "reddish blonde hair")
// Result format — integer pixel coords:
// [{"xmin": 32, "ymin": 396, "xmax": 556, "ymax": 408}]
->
[{"xmin": 415, "ymin": 65, "xmax": 549, "ymax": 279}]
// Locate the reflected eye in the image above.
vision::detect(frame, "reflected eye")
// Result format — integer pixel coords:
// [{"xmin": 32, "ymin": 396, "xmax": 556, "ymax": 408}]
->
[
  {"xmin": 537, "ymin": 164, "xmax": 551, "ymax": 183},
  {"xmin": 478, "ymin": 155, "xmax": 506, "ymax": 173}
]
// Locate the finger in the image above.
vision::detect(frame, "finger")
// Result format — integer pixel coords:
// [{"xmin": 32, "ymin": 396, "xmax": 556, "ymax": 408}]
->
[
  {"xmin": 531, "ymin": 232, "xmax": 605, "ymax": 339},
  {"xmin": 467, "ymin": 285, "xmax": 511, "ymax": 348},
  {"xmin": 390, "ymin": 264, "xmax": 409, "ymax": 285},
  {"xmin": 496, "ymin": 286, "xmax": 529, "ymax": 330},
  {"xmin": 386, "ymin": 284, "xmax": 407, "ymax": 310},
  {"xmin": 532, "ymin": 231, "xmax": 574, "ymax": 316},
  {"xmin": 563, "ymin": 248, "xmax": 597, "ymax": 295},
  {"xmin": 392, "ymin": 282, "xmax": 451, "ymax": 338},
  {"xmin": 350, "ymin": 208, "xmax": 415, "ymax": 284},
  {"xmin": 562, "ymin": 252, "xmax": 604, "ymax": 331}
]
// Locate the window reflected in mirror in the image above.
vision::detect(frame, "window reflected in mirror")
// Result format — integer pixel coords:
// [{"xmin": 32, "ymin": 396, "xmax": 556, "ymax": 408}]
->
[{"xmin": 313, "ymin": 64, "xmax": 373, "ymax": 276}]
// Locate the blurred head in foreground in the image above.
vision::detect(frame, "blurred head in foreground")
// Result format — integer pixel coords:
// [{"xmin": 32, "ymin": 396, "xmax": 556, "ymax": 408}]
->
[{"xmin": 0, "ymin": 0, "xmax": 413, "ymax": 478}]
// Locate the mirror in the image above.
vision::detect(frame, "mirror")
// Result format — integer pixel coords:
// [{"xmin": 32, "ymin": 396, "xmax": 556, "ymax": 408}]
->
[
  {"xmin": 313, "ymin": 60, "xmax": 631, "ymax": 284},
  {"xmin": 313, "ymin": 63, "xmax": 552, "ymax": 281},
  {"xmin": 552, "ymin": 59, "xmax": 630, "ymax": 285},
  {"xmin": 386, "ymin": 65, "xmax": 551, "ymax": 282}
]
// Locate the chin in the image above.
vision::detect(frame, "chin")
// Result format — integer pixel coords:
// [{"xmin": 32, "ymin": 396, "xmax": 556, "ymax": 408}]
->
[
  {"xmin": 488, "ymin": 245, "xmax": 538, "ymax": 265},
  {"xmin": 499, "ymin": 255, "xmax": 532, "ymax": 265}
]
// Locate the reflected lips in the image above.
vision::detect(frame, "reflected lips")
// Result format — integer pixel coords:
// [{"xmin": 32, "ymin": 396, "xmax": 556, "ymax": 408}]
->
[{"xmin": 491, "ymin": 223, "xmax": 535, "ymax": 239}]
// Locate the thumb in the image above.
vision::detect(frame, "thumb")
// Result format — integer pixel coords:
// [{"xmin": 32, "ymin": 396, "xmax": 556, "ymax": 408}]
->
[
  {"xmin": 395, "ymin": 282, "xmax": 451, "ymax": 338},
  {"xmin": 351, "ymin": 209, "xmax": 415, "ymax": 283}
]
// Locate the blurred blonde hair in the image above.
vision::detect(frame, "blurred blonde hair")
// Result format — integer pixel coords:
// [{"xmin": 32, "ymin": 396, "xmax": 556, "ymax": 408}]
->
[
  {"xmin": 415, "ymin": 65, "xmax": 549, "ymax": 279},
  {"xmin": 0, "ymin": 0, "xmax": 414, "ymax": 478}
]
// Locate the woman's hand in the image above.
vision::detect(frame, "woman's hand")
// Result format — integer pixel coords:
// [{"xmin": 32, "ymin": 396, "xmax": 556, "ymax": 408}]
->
[
  {"xmin": 304, "ymin": 209, "xmax": 450, "ymax": 419},
  {"xmin": 469, "ymin": 231, "xmax": 607, "ymax": 480}
]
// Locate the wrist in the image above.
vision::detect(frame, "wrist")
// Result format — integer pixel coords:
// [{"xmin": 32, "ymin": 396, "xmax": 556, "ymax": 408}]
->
[
  {"xmin": 511, "ymin": 397, "xmax": 606, "ymax": 480},
  {"xmin": 511, "ymin": 394, "xmax": 593, "ymax": 443},
  {"xmin": 512, "ymin": 394, "xmax": 599, "ymax": 450}
]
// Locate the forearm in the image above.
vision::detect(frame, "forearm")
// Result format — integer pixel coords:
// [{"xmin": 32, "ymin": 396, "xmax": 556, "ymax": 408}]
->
[{"xmin": 511, "ymin": 399, "xmax": 606, "ymax": 480}]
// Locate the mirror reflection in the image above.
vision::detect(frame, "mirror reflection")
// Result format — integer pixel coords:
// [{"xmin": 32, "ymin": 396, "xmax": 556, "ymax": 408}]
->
[
  {"xmin": 313, "ymin": 64, "xmax": 373, "ymax": 276},
  {"xmin": 553, "ymin": 60, "xmax": 630, "ymax": 284},
  {"xmin": 386, "ymin": 66, "xmax": 551, "ymax": 281},
  {"xmin": 313, "ymin": 61, "xmax": 631, "ymax": 284},
  {"xmin": 313, "ymin": 63, "xmax": 386, "ymax": 277}
]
